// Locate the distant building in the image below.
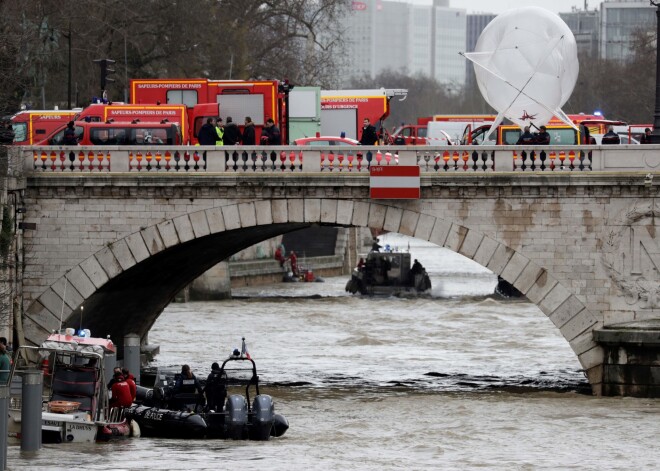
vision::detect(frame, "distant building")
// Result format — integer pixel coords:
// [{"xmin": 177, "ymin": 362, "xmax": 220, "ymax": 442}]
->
[
  {"xmin": 599, "ymin": 0, "xmax": 655, "ymax": 61},
  {"xmin": 560, "ymin": 8, "xmax": 599, "ymax": 57},
  {"xmin": 341, "ymin": 0, "xmax": 466, "ymax": 88}
]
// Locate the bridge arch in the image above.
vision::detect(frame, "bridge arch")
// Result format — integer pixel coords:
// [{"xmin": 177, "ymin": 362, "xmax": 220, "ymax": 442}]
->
[{"xmin": 26, "ymin": 198, "xmax": 596, "ymax": 386}]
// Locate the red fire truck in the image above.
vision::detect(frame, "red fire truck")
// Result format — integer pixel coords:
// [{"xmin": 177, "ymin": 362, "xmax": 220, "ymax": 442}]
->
[
  {"xmin": 74, "ymin": 102, "xmax": 219, "ymax": 145},
  {"xmin": 129, "ymin": 78, "xmax": 287, "ymax": 144},
  {"xmin": 11, "ymin": 109, "xmax": 80, "ymax": 145},
  {"xmin": 320, "ymin": 89, "xmax": 407, "ymax": 142}
]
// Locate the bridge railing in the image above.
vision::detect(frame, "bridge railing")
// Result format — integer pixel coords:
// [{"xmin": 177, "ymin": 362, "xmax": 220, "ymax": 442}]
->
[{"xmin": 21, "ymin": 144, "xmax": 660, "ymax": 174}]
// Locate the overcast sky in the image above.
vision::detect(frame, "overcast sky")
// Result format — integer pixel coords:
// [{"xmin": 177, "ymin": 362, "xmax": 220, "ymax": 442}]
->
[{"xmin": 407, "ymin": 0, "xmax": 587, "ymax": 15}]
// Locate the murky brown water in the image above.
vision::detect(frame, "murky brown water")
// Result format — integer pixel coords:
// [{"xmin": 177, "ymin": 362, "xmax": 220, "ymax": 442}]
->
[{"xmin": 8, "ymin": 235, "xmax": 660, "ymax": 470}]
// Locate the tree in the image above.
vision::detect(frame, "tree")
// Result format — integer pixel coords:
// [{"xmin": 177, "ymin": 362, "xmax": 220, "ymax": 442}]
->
[{"xmin": 0, "ymin": 0, "xmax": 349, "ymax": 111}]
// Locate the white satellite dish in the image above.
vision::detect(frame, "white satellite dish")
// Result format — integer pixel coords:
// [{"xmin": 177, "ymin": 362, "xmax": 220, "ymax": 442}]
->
[{"xmin": 462, "ymin": 7, "xmax": 579, "ymax": 137}]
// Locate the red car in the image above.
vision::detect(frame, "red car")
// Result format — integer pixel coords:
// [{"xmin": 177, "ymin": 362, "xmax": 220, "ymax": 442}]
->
[{"xmin": 294, "ymin": 136, "xmax": 360, "ymax": 146}]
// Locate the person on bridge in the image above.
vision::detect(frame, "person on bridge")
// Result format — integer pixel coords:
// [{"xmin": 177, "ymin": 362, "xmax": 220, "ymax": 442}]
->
[
  {"xmin": 242, "ymin": 117, "xmax": 256, "ymax": 145},
  {"xmin": 215, "ymin": 117, "xmax": 224, "ymax": 146},
  {"xmin": 261, "ymin": 118, "xmax": 281, "ymax": 145},
  {"xmin": 534, "ymin": 125, "xmax": 551, "ymax": 145},
  {"xmin": 516, "ymin": 126, "xmax": 535, "ymax": 145},
  {"xmin": 359, "ymin": 118, "xmax": 378, "ymax": 145},
  {"xmin": 602, "ymin": 126, "xmax": 620, "ymax": 145},
  {"xmin": 223, "ymin": 117, "xmax": 241, "ymax": 145},
  {"xmin": 641, "ymin": 128, "xmax": 653, "ymax": 144},
  {"xmin": 198, "ymin": 117, "xmax": 218, "ymax": 146},
  {"xmin": 62, "ymin": 121, "xmax": 78, "ymax": 145}
]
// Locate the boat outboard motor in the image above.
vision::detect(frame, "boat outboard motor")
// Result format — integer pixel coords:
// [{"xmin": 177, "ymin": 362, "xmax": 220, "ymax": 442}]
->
[
  {"xmin": 225, "ymin": 394, "xmax": 248, "ymax": 439},
  {"xmin": 250, "ymin": 394, "xmax": 275, "ymax": 440}
]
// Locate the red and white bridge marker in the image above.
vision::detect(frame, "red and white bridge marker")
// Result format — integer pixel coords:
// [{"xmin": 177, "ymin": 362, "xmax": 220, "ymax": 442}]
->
[{"xmin": 369, "ymin": 165, "xmax": 420, "ymax": 199}]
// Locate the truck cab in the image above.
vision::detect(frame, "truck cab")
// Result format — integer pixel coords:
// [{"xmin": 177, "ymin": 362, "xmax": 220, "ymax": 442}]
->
[
  {"xmin": 38, "ymin": 120, "xmax": 182, "ymax": 146},
  {"xmin": 388, "ymin": 124, "xmax": 427, "ymax": 145}
]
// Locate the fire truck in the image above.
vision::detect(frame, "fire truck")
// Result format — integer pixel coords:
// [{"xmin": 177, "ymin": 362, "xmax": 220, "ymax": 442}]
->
[
  {"xmin": 11, "ymin": 109, "xmax": 80, "ymax": 145},
  {"xmin": 320, "ymin": 89, "xmax": 407, "ymax": 142},
  {"xmin": 130, "ymin": 78, "xmax": 288, "ymax": 144},
  {"xmin": 74, "ymin": 102, "xmax": 219, "ymax": 145}
]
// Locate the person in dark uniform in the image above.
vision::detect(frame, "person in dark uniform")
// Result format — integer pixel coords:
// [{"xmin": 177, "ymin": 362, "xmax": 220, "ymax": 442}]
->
[
  {"xmin": 359, "ymin": 118, "xmax": 378, "ymax": 145},
  {"xmin": 371, "ymin": 238, "xmax": 382, "ymax": 252},
  {"xmin": 640, "ymin": 128, "xmax": 653, "ymax": 144},
  {"xmin": 534, "ymin": 125, "xmax": 551, "ymax": 145},
  {"xmin": 601, "ymin": 126, "xmax": 620, "ymax": 145},
  {"xmin": 516, "ymin": 126, "xmax": 535, "ymax": 145},
  {"xmin": 197, "ymin": 117, "xmax": 217, "ymax": 146},
  {"xmin": 204, "ymin": 362, "xmax": 227, "ymax": 412}
]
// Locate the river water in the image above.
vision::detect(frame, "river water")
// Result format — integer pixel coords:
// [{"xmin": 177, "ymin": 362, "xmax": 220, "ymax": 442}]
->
[{"xmin": 9, "ymin": 234, "xmax": 660, "ymax": 470}]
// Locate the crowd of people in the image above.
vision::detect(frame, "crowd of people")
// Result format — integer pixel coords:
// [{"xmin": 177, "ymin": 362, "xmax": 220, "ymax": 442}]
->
[{"xmin": 197, "ymin": 116, "xmax": 277, "ymax": 146}]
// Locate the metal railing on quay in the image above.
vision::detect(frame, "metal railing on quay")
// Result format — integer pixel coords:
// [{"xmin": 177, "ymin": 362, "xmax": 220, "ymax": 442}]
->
[{"xmin": 21, "ymin": 144, "xmax": 660, "ymax": 174}]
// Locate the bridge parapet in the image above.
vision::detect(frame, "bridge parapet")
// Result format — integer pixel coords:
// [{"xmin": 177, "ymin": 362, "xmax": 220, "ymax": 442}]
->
[{"xmin": 22, "ymin": 144, "xmax": 660, "ymax": 174}]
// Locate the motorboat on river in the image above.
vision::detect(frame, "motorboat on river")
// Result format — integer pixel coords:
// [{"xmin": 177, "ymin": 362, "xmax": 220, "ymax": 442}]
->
[
  {"xmin": 127, "ymin": 342, "xmax": 288, "ymax": 440},
  {"xmin": 345, "ymin": 250, "xmax": 432, "ymax": 296},
  {"xmin": 7, "ymin": 329, "xmax": 136, "ymax": 443}
]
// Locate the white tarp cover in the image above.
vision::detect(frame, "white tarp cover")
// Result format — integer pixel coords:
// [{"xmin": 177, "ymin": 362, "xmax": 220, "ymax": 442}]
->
[
  {"xmin": 463, "ymin": 7, "xmax": 579, "ymax": 133},
  {"xmin": 40, "ymin": 340, "xmax": 104, "ymax": 356}
]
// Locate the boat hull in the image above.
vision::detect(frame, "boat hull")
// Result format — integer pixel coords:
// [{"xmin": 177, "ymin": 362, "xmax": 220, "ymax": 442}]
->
[{"xmin": 125, "ymin": 404, "xmax": 207, "ymax": 438}]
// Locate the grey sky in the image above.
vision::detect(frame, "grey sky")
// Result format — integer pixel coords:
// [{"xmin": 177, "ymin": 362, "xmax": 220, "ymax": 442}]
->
[{"xmin": 407, "ymin": 0, "xmax": 586, "ymax": 15}]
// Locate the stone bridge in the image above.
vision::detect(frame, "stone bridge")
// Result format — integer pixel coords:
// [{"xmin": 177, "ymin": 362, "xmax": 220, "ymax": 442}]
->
[{"xmin": 5, "ymin": 143, "xmax": 660, "ymax": 397}]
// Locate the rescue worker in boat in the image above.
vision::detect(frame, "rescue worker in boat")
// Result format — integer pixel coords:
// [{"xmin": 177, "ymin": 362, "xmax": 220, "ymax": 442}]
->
[
  {"xmin": 357, "ymin": 257, "xmax": 365, "ymax": 271},
  {"xmin": 109, "ymin": 371, "xmax": 133, "ymax": 408},
  {"xmin": 371, "ymin": 238, "xmax": 382, "ymax": 252},
  {"xmin": 174, "ymin": 364, "xmax": 203, "ymax": 396},
  {"xmin": 364, "ymin": 256, "xmax": 376, "ymax": 284},
  {"xmin": 122, "ymin": 368, "xmax": 137, "ymax": 402},
  {"xmin": 204, "ymin": 362, "xmax": 228, "ymax": 412},
  {"xmin": 107, "ymin": 366, "xmax": 123, "ymax": 389}
]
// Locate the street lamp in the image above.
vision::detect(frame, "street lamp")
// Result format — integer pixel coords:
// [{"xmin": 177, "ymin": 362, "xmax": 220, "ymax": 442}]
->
[{"xmin": 651, "ymin": 1, "xmax": 660, "ymax": 142}]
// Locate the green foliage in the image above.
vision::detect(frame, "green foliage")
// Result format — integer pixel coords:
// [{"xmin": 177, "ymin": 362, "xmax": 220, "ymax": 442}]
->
[{"xmin": 0, "ymin": 0, "xmax": 348, "ymax": 112}]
